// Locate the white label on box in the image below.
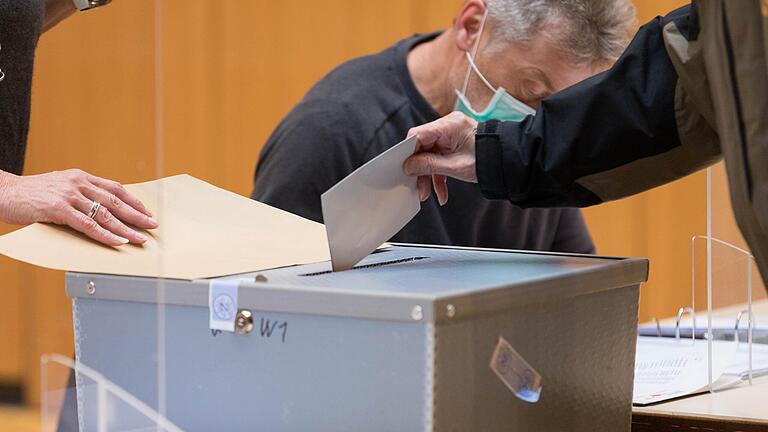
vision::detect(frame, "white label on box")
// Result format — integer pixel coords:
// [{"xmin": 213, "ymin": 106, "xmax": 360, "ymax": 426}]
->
[
  {"xmin": 209, "ymin": 279, "xmax": 239, "ymax": 332},
  {"xmin": 490, "ymin": 336, "xmax": 542, "ymax": 403}
]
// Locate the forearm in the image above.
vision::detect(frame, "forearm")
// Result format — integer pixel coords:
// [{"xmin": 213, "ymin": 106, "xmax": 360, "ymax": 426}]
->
[
  {"xmin": 0, "ymin": 171, "xmax": 20, "ymax": 223},
  {"xmin": 43, "ymin": 0, "xmax": 76, "ymax": 33}
]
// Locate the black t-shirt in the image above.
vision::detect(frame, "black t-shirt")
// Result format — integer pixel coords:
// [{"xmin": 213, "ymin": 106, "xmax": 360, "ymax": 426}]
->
[
  {"xmin": 0, "ymin": 0, "xmax": 44, "ymax": 174},
  {"xmin": 252, "ymin": 33, "xmax": 595, "ymax": 253}
]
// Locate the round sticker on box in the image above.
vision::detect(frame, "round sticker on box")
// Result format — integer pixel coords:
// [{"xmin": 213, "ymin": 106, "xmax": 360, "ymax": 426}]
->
[{"xmin": 213, "ymin": 294, "xmax": 235, "ymax": 321}]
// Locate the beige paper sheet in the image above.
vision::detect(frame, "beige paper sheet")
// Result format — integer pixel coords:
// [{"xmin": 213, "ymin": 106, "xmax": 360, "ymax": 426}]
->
[{"xmin": 0, "ymin": 174, "xmax": 330, "ymax": 279}]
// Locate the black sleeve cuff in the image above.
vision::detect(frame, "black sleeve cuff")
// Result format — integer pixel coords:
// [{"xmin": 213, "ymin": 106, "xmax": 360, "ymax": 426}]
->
[{"xmin": 475, "ymin": 120, "xmax": 508, "ymax": 200}]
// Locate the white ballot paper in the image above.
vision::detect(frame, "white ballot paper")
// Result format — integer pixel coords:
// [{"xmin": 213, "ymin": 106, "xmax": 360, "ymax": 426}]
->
[{"xmin": 322, "ymin": 135, "xmax": 420, "ymax": 271}]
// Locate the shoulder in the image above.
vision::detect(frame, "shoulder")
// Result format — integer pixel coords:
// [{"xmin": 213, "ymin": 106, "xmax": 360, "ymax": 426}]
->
[
  {"xmin": 259, "ymin": 43, "xmax": 410, "ymax": 162},
  {"xmin": 300, "ymin": 41, "xmax": 410, "ymax": 122},
  {"xmin": 260, "ymin": 96, "xmax": 367, "ymax": 164},
  {"xmin": 252, "ymin": 98, "xmax": 365, "ymax": 221},
  {"xmin": 309, "ymin": 47, "xmax": 399, "ymax": 99}
]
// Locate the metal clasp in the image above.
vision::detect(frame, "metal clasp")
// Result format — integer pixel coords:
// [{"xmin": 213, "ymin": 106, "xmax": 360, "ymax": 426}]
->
[{"xmin": 235, "ymin": 309, "xmax": 254, "ymax": 335}]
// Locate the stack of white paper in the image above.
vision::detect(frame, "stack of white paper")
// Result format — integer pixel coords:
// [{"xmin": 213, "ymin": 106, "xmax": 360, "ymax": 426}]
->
[{"xmin": 633, "ymin": 336, "xmax": 768, "ymax": 405}]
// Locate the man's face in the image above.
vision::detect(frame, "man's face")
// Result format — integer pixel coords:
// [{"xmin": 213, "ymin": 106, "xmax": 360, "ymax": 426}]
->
[{"xmin": 461, "ymin": 31, "xmax": 604, "ymax": 111}]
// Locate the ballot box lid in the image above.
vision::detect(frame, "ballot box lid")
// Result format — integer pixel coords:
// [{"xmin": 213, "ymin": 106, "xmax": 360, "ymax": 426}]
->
[{"xmin": 66, "ymin": 244, "xmax": 648, "ymax": 323}]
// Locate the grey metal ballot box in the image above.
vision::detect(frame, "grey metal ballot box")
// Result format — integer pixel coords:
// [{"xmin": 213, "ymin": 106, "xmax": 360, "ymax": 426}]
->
[{"xmin": 65, "ymin": 244, "xmax": 648, "ymax": 432}]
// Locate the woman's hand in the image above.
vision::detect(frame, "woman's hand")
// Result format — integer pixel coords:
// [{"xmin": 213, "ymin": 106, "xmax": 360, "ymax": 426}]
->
[
  {"xmin": 0, "ymin": 169, "xmax": 158, "ymax": 246},
  {"xmin": 403, "ymin": 111, "xmax": 478, "ymax": 206}
]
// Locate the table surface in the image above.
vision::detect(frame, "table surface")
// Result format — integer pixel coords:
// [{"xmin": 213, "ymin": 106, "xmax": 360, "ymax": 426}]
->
[{"xmin": 633, "ymin": 375, "xmax": 768, "ymax": 419}]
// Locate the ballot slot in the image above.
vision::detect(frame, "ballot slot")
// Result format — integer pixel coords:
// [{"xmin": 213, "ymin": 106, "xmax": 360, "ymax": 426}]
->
[
  {"xmin": 238, "ymin": 245, "xmax": 646, "ymax": 303},
  {"xmin": 300, "ymin": 256, "xmax": 429, "ymax": 276}
]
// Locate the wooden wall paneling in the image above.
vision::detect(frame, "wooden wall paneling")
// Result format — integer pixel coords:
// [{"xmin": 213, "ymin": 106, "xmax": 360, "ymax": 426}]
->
[
  {"xmin": 634, "ymin": 0, "xmax": 690, "ymax": 22},
  {"xmin": 582, "ymin": 171, "xmax": 707, "ymax": 324},
  {"xmin": 3, "ymin": 0, "xmax": 757, "ymax": 409},
  {"xmin": 159, "ymin": 0, "xmax": 416, "ymax": 196},
  {"xmin": 22, "ymin": 269, "xmax": 70, "ymax": 407},
  {"xmin": 582, "ymin": 197, "xmax": 649, "ymax": 258},
  {"xmin": 710, "ymin": 163, "xmax": 767, "ymax": 306},
  {"xmin": 582, "ymin": 0, "xmax": 701, "ymax": 323},
  {"xmin": 21, "ymin": 0, "xmax": 158, "ymax": 405},
  {"xmin": 410, "ymin": 0, "xmax": 464, "ymax": 33},
  {"xmin": 0, "ymin": 224, "xmax": 22, "ymax": 388},
  {"xmin": 26, "ymin": 1, "xmax": 158, "ymax": 182},
  {"xmin": 642, "ymin": 172, "xmax": 707, "ymax": 321}
]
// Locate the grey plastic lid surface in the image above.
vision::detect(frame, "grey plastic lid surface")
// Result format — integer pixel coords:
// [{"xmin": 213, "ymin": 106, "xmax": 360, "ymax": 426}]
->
[{"xmin": 66, "ymin": 244, "xmax": 648, "ymax": 323}]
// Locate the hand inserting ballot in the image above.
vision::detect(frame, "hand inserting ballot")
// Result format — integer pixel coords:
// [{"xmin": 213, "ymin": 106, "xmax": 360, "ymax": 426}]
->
[{"xmin": 403, "ymin": 111, "xmax": 479, "ymax": 206}]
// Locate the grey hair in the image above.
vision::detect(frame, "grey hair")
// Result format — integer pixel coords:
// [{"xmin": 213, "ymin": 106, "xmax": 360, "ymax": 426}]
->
[{"xmin": 483, "ymin": 0, "xmax": 637, "ymax": 65}]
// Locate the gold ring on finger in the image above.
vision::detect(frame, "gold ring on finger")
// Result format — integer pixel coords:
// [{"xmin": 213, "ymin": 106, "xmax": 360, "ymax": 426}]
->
[{"xmin": 87, "ymin": 201, "xmax": 102, "ymax": 219}]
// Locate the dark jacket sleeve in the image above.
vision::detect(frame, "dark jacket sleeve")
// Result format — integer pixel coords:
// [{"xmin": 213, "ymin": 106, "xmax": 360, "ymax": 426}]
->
[
  {"xmin": 251, "ymin": 99, "xmax": 365, "ymax": 223},
  {"xmin": 475, "ymin": 6, "xmax": 702, "ymax": 208}
]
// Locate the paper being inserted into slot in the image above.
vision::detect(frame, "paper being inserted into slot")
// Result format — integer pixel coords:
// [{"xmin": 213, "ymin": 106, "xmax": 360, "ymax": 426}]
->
[{"xmin": 321, "ymin": 135, "xmax": 421, "ymax": 271}]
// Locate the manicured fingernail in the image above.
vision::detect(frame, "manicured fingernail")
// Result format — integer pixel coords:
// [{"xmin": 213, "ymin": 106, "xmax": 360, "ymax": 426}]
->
[
  {"xmin": 116, "ymin": 236, "xmax": 129, "ymax": 244},
  {"xmin": 148, "ymin": 217, "xmax": 159, "ymax": 227},
  {"xmin": 136, "ymin": 233, "xmax": 148, "ymax": 243}
]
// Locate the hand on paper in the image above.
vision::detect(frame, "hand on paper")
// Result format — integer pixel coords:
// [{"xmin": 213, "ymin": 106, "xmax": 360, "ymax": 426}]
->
[
  {"xmin": 402, "ymin": 111, "xmax": 478, "ymax": 206},
  {"xmin": 0, "ymin": 169, "xmax": 158, "ymax": 246}
]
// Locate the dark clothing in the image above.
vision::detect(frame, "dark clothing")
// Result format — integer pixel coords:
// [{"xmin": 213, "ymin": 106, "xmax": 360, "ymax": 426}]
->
[
  {"xmin": 475, "ymin": 2, "xmax": 768, "ymax": 289},
  {"xmin": 0, "ymin": 0, "xmax": 44, "ymax": 174},
  {"xmin": 475, "ymin": 6, "xmax": 702, "ymax": 207},
  {"xmin": 253, "ymin": 33, "xmax": 595, "ymax": 254}
]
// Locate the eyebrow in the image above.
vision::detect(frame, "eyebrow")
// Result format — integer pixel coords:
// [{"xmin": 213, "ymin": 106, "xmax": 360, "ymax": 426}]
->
[{"xmin": 520, "ymin": 67, "xmax": 555, "ymax": 93}]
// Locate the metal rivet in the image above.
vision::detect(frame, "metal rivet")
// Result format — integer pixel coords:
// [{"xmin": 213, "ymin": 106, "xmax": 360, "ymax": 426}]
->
[
  {"xmin": 254, "ymin": 274, "xmax": 268, "ymax": 283},
  {"xmin": 446, "ymin": 304, "xmax": 456, "ymax": 318},
  {"xmin": 411, "ymin": 305, "xmax": 424, "ymax": 321},
  {"xmin": 235, "ymin": 309, "xmax": 254, "ymax": 334},
  {"xmin": 86, "ymin": 281, "xmax": 96, "ymax": 295}
]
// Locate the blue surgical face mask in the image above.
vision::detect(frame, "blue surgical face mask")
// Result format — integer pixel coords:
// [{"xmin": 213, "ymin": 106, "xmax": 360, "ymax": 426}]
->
[{"xmin": 454, "ymin": 15, "xmax": 535, "ymax": 122}]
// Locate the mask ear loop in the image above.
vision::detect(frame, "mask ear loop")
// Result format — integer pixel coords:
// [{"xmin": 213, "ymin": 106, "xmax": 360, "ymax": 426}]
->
[
  {"xmin": 464, "ymin": 52, "xmax": 495, "ymax": 93},
  {"xmin": 461, "ymin": 10, "xmax": 490, "ymax": 94}
]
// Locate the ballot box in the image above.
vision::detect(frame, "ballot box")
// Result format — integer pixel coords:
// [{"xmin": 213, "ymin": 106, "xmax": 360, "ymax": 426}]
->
[{"xmin": 65, "ymin": 244, "xmax": 647, "ymax": 432}]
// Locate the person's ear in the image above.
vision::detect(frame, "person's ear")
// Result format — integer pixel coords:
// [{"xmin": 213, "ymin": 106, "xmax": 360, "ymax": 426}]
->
[{"xmin": 453, "ymin": 0, "xmax": 487, "ymax": 53}]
